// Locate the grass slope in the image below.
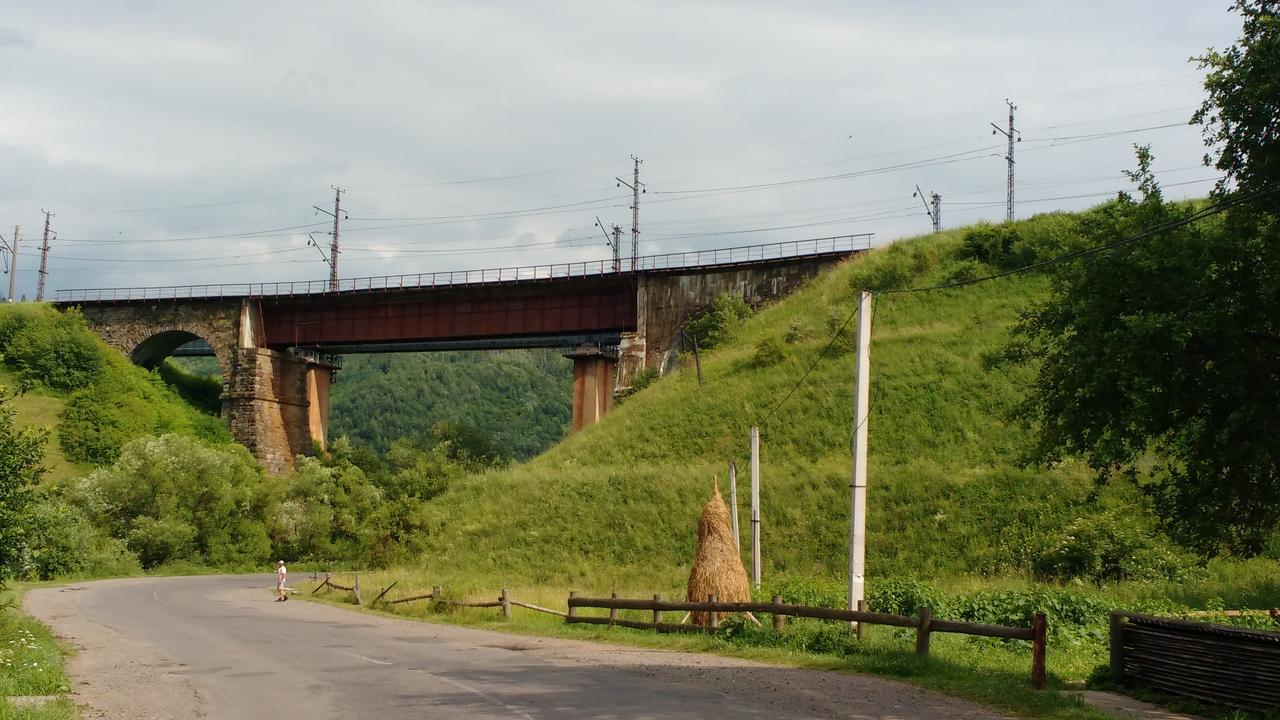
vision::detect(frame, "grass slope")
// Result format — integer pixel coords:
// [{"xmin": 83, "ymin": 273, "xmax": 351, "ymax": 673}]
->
[{"xmin": 416, "ymin": 226, "xmax": 1102, "ymax": 585}]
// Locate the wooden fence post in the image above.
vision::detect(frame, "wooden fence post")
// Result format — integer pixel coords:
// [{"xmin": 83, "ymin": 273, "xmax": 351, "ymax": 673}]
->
[
  {"xmin": 772, "ymin": 595, "xmax": 786, "ymax": 631},
  {"xmin": 1109, "ymin": 612, "xmax": 1125, "ymax": 682},
  {"xmin": 1032, "ymin": 612, "xmax": 1047, "ymax": 690},
  {"xmin": 609, "ymin": 592, "xmax": 618, "ymax": 624},
  {"xmin": 500, "ymin": 589, "xmax": 512, "ymax": 620},
  {"xmin": 709, "ymin": 594, "xmax": 720, "ymax": 629},
  {"xmin": 915, "ymin": 607, "xmax": 932, "ymax": 657},
  {"xmin": 567, "ymin": 591, "xmax": 578, "ymax": 620},
  {"xmin": 371, "ymin": 581, "xmax": 398, "ymax": 606},
  {"xmin": 352, "ymin": 574, "xmax": 363, "ymax": 606},
  {"xmin": 653, "ymin": 594, "xmax": 662, "ymax": 625},
  {"xmin": 432, "ymin": 585, "xmax": 442, "ymax": 611},
  {"xmin": 856, "ymin": 599, "xmax": 867, "ymax": 642}
]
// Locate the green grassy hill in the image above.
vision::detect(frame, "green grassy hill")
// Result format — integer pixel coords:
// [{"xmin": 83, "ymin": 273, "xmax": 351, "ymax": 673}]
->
[
  {"xmin": 0, "ymin": 304, "xmax": 230, "ymax": 476},
  {"xmin": 413, "ymin": 213, "xmax": 1161, "ymax": 587}
]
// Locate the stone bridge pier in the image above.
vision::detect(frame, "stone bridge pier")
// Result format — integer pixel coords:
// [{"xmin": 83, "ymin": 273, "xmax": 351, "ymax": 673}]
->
[{"xmin": 81, "ymin": 300, "xmax": 335, "ymax": 473}]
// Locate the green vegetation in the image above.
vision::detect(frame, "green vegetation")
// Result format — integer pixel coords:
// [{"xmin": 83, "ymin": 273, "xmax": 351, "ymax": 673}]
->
[
  {"xmin": 329, "ymin": 350, "xmax": 571, "ymax": 459},
  {"xmin": 0, "ymin": 586, "xmax": 78, "ymax": 719}
]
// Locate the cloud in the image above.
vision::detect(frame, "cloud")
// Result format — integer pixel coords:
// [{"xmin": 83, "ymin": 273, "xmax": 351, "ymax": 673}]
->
[{"xmin": 0, "ymin": 26, "xmax": 32, "ymax": 48}]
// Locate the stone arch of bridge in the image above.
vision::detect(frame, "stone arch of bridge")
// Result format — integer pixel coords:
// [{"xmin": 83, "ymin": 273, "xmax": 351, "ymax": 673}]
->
[{"xmin": 126, "ymin": 327, "xmax": 233, "ymax": 382}]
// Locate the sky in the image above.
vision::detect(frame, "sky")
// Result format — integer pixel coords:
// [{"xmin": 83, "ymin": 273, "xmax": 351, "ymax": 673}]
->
[{"xmin": 0, "ymin": 1, "xmax": 1245, "ymax": 299}]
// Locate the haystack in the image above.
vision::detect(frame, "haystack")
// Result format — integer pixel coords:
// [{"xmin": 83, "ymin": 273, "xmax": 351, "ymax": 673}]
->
[{"xmin": 686, "ymin": 481, "xmax": 750, "ymax": 626}]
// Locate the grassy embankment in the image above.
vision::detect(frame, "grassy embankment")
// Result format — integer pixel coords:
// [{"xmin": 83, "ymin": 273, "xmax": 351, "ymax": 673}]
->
[
  {"xmin": 0, "ymin": 589, "xmax": 77, "ymax": 720},
  {"xmin": 308, "ymin": 210, "xmax": 1280, "ymax": 719}
]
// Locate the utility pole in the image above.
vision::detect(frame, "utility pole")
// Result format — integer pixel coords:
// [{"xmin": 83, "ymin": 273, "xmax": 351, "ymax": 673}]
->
[
  {"xmin": 750, "ymin": 425, "xmax": 761, "ymax": 589},
  {"xmin": 615, "ymin": 156, "xmax": 644, "ymax": 271},
  {"xmin": 35, "ymin": 210, "xmax": 53, "ymax": 302},
  {"xmin": 5, "ymin": 226, "xmax": 16, "ymax": 302},
  {"xmin": 913, "ymin": 185, "xmax": 942, "ymax": 233},
  {"xmin": 847, "ymin": 290, "xmax": 872, "ymax": 624},
  {"xmin": 595, "ymin": 216, "xmax": 624, "ymax": 272},
  {"xmin": 313, "ymin": 186, "xmax": 346, "ymax": 291},
  {"xmin": 991, "ymin": 99, "xmax": 1020, "ymax": 221}
]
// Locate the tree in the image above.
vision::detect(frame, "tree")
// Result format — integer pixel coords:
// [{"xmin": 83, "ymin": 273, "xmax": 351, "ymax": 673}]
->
[
  {"xmin": 0, "ymin": 388, "xmax": 47, "ymax": 580},
  {"xmin": 1192, "ymin": 1, "xmax": 1280, "ymax": 202}
]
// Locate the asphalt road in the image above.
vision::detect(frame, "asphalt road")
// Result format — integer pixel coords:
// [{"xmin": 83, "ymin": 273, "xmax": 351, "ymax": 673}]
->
[{"xmin": 25, "ymin": 576, "xmax": 1005, "ymax": 720}]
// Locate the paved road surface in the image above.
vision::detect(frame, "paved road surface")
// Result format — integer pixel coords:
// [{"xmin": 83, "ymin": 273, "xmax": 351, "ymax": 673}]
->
[{"xmin": 26, "ymin": 576, "xmax": 1005, "ymax": 720}]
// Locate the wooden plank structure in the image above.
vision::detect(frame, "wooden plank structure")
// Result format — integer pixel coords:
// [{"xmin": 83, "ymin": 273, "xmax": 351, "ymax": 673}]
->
[{"xmin": 1110, "ymin": 611, "xmax": 1280, "ymax": 711}]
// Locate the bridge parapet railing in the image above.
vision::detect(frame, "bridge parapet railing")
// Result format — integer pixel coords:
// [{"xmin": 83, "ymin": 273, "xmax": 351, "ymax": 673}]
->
[{"xmin": 54, "ymin": 234, "xmax": 873, "ymax": 303}]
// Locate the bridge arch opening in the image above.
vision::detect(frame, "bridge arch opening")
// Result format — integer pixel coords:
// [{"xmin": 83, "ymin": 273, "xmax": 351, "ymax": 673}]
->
[{"xmin": 130, "ymin": 330, "xmax": 228, "ymax": 415}]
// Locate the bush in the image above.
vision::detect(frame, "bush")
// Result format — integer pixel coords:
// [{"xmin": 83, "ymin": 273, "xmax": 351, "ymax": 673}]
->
[
  {"xmin": 846, "ymin": 240, "xmax": 940, "ymax": 291},
  {"xmin": 683, "ymin": 293, "xmax": 752, "ymax": 350},
  {"xmin": 127, "ymin": 516, "xmax": 198, "ymax": 568},
  {"xmin": 18, "ymin": 499, "xmax": 140, "ymax": 579},
  {"xmin": 752, "ymin": 337, "xmax": 786, "ymax": 367},
  {"xmin": 1033, "ymin": 514, "xmax": 1193, "ymax": 583},
  {"xmin": 867, "ymin": 577, "xmax": 947, "ymax": 616},
  {"xmin": 70, "ymin": 435, "xmax": 272, "ymax": 568},
  {"xmin": 961, "ymin": 223, "xmax": 1020, "ymax": 266},
  {"xmin": 4, "ymin": 308, "xmax": 102, "ymax": 391},
  {"xmin": 783, "ymin": 320, "xmax": 808, "ymax": 344}
]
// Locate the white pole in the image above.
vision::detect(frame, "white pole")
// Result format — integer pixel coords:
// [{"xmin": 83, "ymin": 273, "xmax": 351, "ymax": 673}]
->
[
  {"xmin": 750, "ymin": 426, "xmax": 761, "ymax": 588},
  {"xmin": 728, "ymin": 460, "xmax": 740, "ymax": 551},
  {"xmin": 848, "ymin": 290, "xmax": 873, "ymax": 617}
]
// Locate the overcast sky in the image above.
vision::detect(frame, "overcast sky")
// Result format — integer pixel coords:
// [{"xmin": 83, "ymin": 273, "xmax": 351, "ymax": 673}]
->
[{"xmin": 0, "ymin": 1, "xmax": 1244, "ymax": 298}]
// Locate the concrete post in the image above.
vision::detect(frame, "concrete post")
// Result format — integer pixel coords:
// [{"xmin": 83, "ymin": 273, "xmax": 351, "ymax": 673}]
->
[{"xmin": 565, "ymin": 345, "xmax": 618, "ymax": 432}]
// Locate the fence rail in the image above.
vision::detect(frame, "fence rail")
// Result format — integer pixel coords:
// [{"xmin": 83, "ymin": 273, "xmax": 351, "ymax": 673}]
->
[
  {"xmin": 308, "ymin": 577, "xmax": 1046, "ymax": 689},
  {"xmin": 54, "ymin": 235, "xmax": 873, "ymax": 303},
  {"xmin": 1110, "ymin": 611, "xmax": 1280, "ymax": 711}
]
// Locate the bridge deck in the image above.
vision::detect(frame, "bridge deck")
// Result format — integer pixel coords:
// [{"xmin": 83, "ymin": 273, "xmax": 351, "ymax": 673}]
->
[{"xmin": 54, "ymin": 235, "xmax": 871, "ymax": 303}]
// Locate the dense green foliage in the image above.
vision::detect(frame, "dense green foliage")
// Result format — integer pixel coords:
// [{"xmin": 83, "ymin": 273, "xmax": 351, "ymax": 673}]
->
[
  {"xmin": 1009, "ymin": 153, "xmax": 1280, "ymax": 554},
  {"xmin": 1193, "ymin": 0, "xmax": 1280, "ymax": 202},
  {"xmin": 328, "ymin": 351, "xmax": 571, "ymax": 459},
  {"xmin": 682, "ymin": 293, "xmax": 752, "ymax": 350},
  {"xmin": 0, "ymin": 392, "xmax": 45, "ymax": 581}
]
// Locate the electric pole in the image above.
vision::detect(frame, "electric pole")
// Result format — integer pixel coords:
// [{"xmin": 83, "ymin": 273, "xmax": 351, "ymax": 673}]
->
[
  {"xmin": 5, "ymin": 226, "xmax": 16, "ymax": 302},
  {"xmin": 991, "ymin": 99, "xmax": 1020, "ymax": 221},
  {"xmin": 595, "ymin": 216, "xmax": 624, "ymax": 272},
  {"xmin": 0, "ymin": 226, "xmax": 15, "ymax": 302},
  {"xmin": 313, "ymin": 187, "xmax": 346, "ymax": 291},
  {"xmin": 615, "ymin": 156, "xmax": 644, "ymax": 271},
  {"xmin": 913, "ymin": 185, "xmax": 942, "ymax": 233},
  {"xmin": 847, "ymin": 290, "xmax": 872, "ymax": 625},
  {"xmin": 36, "ymin": 210, "xmax": 53, "ymax": 302}
]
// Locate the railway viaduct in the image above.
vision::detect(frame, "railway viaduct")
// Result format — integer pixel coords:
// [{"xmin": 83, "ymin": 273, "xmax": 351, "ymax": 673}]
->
[{"xmin": 55, "ymin": 237, "xmax": 867, "ymax": 472}]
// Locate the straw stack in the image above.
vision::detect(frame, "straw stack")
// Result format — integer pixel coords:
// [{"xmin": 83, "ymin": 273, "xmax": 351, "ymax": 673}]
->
[{"xmin": 686, "ymin": 480, "xmax": 750, "ymax": 626}]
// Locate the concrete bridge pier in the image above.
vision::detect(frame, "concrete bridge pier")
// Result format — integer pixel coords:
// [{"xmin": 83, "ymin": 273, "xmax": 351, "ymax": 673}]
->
[{"xmin": 566, "ymin": 345, "xmax": 617, "ymax": 432}]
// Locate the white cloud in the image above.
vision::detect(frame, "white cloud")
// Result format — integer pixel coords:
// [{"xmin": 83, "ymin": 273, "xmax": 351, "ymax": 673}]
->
[{"xmin": 0, "ymin": 1, "xmax": 1246, "ymax": 296}]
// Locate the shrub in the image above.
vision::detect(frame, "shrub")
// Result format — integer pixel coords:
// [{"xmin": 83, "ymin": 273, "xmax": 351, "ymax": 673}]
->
[
  {"xmin": 20, "ymin": 500, "xmax": 140, "ymax": 579},
  {"xmin": 752, "ymin": 337, "xmax": 786, "ymax": 367},
  {"xmin": 847, "ymin": 240, "xmax": 940, "ymax": 291},
  {"xmin": 783, "ymin": 320, "xmax": 808, "ymax": 344},
  {"xmin": 683, "ymin": 293, "xmax": 752, "ymax": 350},
  {"xmin": 1033, "ymin": 514, "xmax": 1193, "ymax": 583},
  {"xmin": 70, "ymin": 435, "xmax": 272, "ymax": 568},
  {"xmin": 127, "ymin": 516, "xmax": 198, "ymax": 568},
  {"xmin": 630, "ymin": 367, "xmax": 658, "ymax": 391},
  {"xmin": 960, "ymin": 223, "xmax": 1020, "ymax": 266},
  {"xmin": 867, "ymin": 577, "xmax": 947, "ymax": 616},
  {"xmin": 4, "ymin": 308, "xmax": 102, "ymax": 391}
]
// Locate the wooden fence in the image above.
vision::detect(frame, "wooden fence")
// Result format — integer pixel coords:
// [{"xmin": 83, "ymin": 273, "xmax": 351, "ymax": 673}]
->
[
  {"xmin": 568, "ymin": 593, "xmax": 1047, "ymax": 689},
  {"xmin": 309, "ymin": 576, "xmax": 1046, "ymax": 689},
  {"xmin": 1110, "ymin": 611, "xmax": 1280, "ymax": 711}
]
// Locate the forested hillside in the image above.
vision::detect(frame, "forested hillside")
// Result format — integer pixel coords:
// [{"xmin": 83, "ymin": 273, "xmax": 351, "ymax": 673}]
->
[{"xmin": 328, "ymin": 350, "xmax": 571, "ymax": 459}]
